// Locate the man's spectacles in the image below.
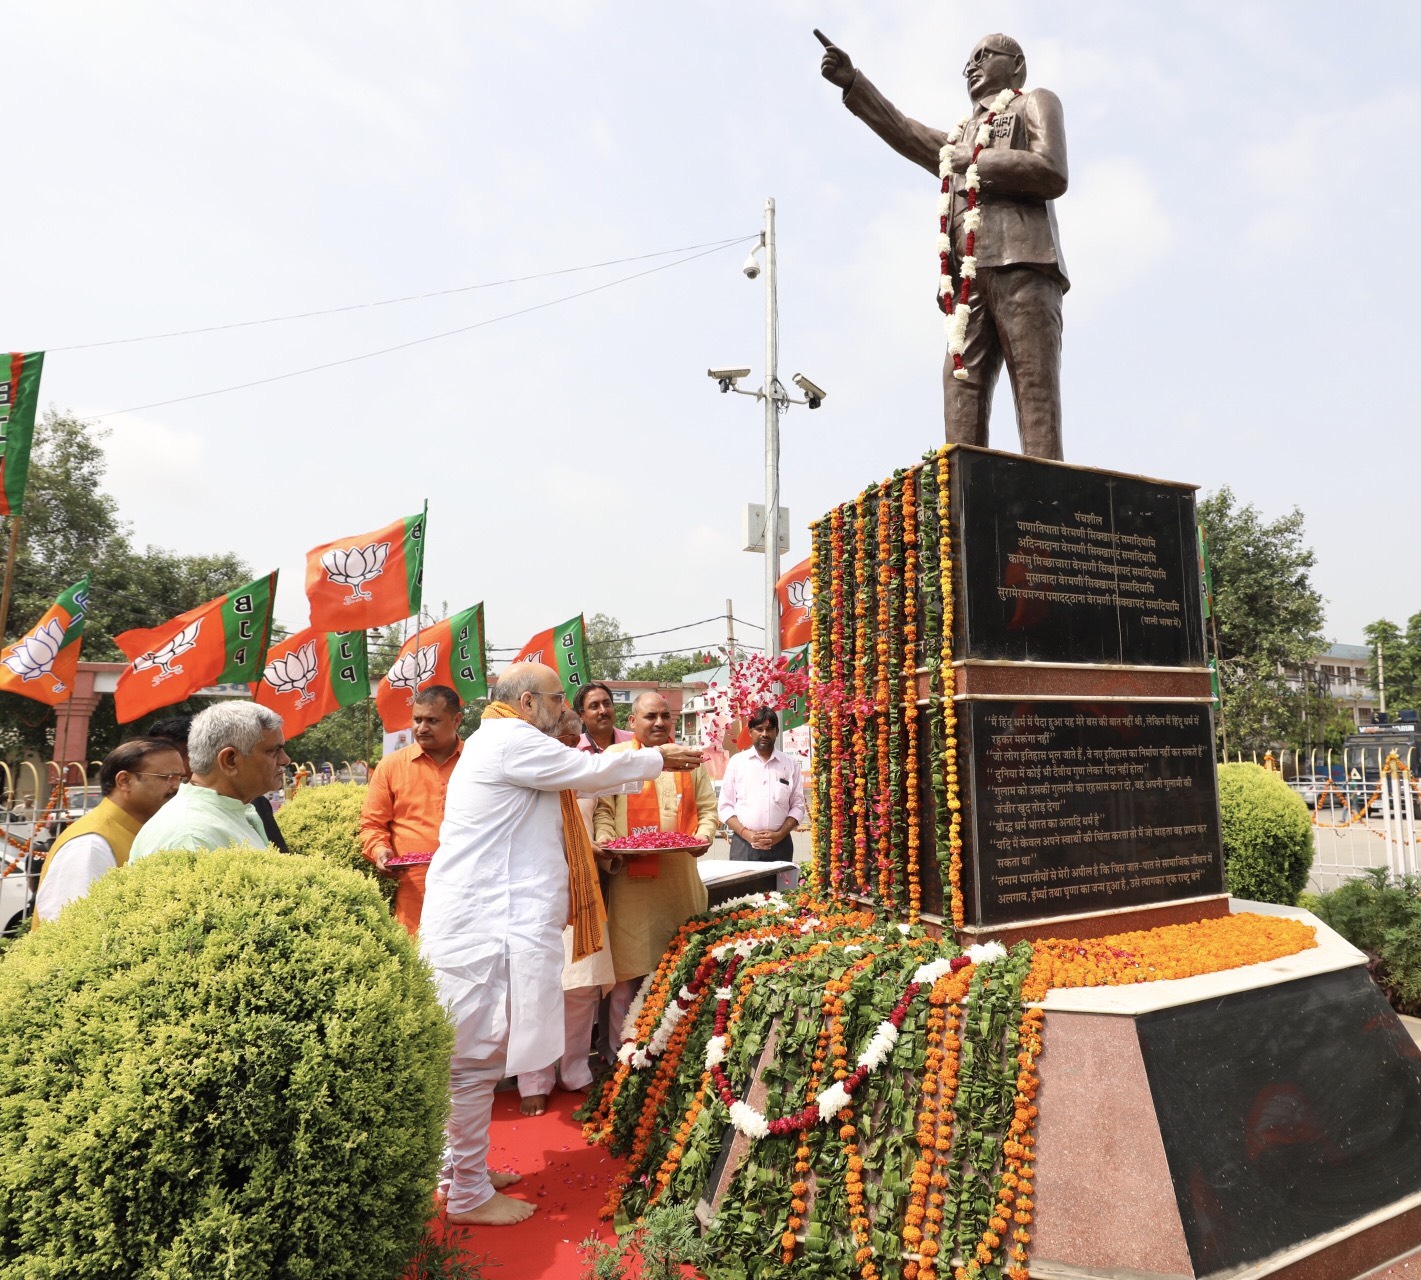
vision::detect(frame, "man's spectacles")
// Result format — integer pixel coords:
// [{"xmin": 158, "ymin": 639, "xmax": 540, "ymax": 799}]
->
[
  {"xmin": 132, "ymin": 771, "xmax": 187, "ymax": 784},
  {"xmin": 530, "ymin": 690, "xmax": 568, "ymax": 705}
]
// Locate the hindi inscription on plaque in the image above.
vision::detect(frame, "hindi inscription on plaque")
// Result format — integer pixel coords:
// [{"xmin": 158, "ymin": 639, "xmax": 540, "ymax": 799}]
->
[
  {"xmin": 950, "ymin": 448, "xmax": 1206, "ymax": 668},
  {"xmin": 961, "ymin": 699, "xmax": 1223, "ymax": 926}
]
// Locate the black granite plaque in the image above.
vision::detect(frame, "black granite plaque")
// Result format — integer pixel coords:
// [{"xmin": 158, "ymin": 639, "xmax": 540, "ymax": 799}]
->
[
  {"xmin": 962, "ymin": 699, "xmax": 1223, "ymax": 925},
  {"xmin": 950, "ymin": 447, "xmax": 1206, "ymax": 667},
  {"xmin": 1137, "ymin": 968, "xmax": 1421, "ymax": 1276}
]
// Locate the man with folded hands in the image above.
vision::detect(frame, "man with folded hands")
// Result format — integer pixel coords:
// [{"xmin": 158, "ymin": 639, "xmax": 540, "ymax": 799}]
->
[
  {"xmin": 359, "ymin": 685, "xmax": 464, "ymax": 935},
  {"xmin": 593, "ymin": 691, "xmax": 719, "ymax": 1052}
]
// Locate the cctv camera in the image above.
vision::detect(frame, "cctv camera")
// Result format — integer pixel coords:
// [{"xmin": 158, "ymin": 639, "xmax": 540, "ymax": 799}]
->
[
  {"xmin": 792, "ymin": 373, "xmax": 827, "ymax": 409},
  {"xmin": 708, "ymin": 366, "xmax": 752, "ymax": 394},
  {"xmin": 742, "ymin": 251, "xmax": 761, "ymax": 280}
]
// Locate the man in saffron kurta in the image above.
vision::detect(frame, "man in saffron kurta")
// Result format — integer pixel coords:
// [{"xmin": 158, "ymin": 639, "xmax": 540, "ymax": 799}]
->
[
  {"xmin": 593, "ymin": 691, "xmax": 718, "ymax": 1043},
  {"xmin": 33, "ymin": 738, "xmax": 184, "ymax": 925},
  {"xmin": 421, "ymin": 663, "xmax": 703, "ymax": 1226},
  {"xmin": 360, "ymin": 685, "xmax": 464, "ymax": 935}
]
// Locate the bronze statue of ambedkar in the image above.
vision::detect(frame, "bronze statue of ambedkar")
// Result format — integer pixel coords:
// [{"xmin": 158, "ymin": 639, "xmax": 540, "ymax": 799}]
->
[{"xmin": 819, "ymin": 32, "xmax": 1069, "ymax": 460}]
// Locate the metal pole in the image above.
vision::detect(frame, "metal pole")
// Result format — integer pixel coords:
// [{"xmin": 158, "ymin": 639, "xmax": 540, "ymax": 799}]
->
[
  {"xmin": 0, "ymin": 516, "xmax": 21, "ymax": 641},
  {"xmin": 764, "ymin": 196, "xmax": 781, "ymax": 665},
  {"xmin": 1378, "ymin": 642, "xmax": 1387, "ymax": 715}
]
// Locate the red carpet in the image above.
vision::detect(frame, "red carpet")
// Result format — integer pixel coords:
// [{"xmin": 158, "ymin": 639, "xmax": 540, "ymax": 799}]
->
[{"xmin": 430, "ymin": 1086, "xmax": 625, "ymax": 1279}]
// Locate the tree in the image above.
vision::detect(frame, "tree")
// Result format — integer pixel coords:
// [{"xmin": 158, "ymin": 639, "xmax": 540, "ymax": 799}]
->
[
  {"xmin": 1, "ymin": 411, "xmax": 255, "ymax": 756},
  {"xmin": 1197, "ymin": 487, "xmax": 1325, "ymax": 753},
  {"xmin": 585, "ymin": 612, "xmax": 634, "ymax": 680},
  {"xmin": 1364, "ymin": 613, "xmax": 1421, "ymax": 715},
  {"xmin": 625, "ymin": 650, "xmax": 718, "ymax": 684}
]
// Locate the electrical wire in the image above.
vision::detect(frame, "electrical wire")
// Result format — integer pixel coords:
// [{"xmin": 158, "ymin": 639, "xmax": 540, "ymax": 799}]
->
[
  {"xmin": 81, "ymin": 239, "xmax": 754, "ymax": 421},
  {"xmin": 47, "ymin": 235, "xmax": 756, "ymax": 353}
]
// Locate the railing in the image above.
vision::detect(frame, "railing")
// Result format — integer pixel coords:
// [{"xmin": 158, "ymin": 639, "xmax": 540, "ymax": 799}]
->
[
  {"xmin": 1239, "ymin": 746, "xmax": 1421, "ymax": 893},
  {"xmin": 0, "ymin": 758, "xmax": 100, "ymax": 936}
]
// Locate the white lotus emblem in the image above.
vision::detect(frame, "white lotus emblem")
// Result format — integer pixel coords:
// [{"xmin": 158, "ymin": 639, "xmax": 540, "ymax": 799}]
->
[
  {"xmin": 387, "ymin": 644, "xmax": 437, "ymax": 703},
  {"xmin": 521, "ymin": 650, "xmax": 543, "ymax": 665},
  {"xmin": 263, "ymin": 640, "xmax": 320, "ymax": 707},
  {"xmin": 786, "ymin": 577, "xmax": 812, "ymax": 610},
  {"xmin": 132, "ymin": 620, "xmax": 202, "ymax": 685},
  {"xmin": 2, "ymin": 620, "xmax": 68, "ymax": 692},
  {"xmin": 321, "ymin": 542, "xmax": 389, "ymax": 605}
]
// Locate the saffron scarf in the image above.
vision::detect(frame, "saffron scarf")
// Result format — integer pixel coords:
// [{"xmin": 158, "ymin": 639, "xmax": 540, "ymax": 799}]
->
[{"xmin": 482, "ymin": 700, "xmax": 605, "ymax": 962}]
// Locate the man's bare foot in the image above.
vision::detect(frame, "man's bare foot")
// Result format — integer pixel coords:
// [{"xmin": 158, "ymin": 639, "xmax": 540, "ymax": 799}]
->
[
  {"xmin": 448, "ymin": 1191, "xmax": 535, "ymax": 1226},
  {"xmin": 519, "ymin": 1094, "xmax": 547, "ymax": 1117},
  {"xmin": 489, "ymin": 1169, "xmax": 522, "ymax": 1189}
]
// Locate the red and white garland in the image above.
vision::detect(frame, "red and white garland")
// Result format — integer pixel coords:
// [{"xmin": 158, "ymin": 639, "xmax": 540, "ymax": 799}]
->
[
  {"xmin": 708, "ymin": 943, "xmax": 1007, "ymax": 1139},
  {"xmin": 936, "ymin": 87, "xmax": 1020, "ymax": 380}
]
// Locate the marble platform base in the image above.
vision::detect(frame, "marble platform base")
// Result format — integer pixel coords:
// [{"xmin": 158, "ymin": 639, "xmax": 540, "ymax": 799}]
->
[{"xmin": 1030, "ymin": 903, "xmax": 1421, "ymax": 1279}]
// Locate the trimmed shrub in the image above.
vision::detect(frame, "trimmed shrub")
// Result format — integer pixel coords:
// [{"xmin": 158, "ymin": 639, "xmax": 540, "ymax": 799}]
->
[
  {"xmin": 1216, "ymin": 762, "xmax": 1314, "ymax": 905},
  {"xmin": 278, "ymin": 781, "xmax": 393, "ymax": 904},
  {"xmin": 0, "ymin": 848, "xmax": 453, "ymax": 1279},
  {"xmin": 1312, "ymin": 869, "xmax": 1421, "ymax": 1015}
]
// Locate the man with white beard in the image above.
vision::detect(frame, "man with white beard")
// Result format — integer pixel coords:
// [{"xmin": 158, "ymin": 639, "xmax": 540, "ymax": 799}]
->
[{"xmin": 420, "ymin": 661, "xmax": 703, "ymax": 1226}]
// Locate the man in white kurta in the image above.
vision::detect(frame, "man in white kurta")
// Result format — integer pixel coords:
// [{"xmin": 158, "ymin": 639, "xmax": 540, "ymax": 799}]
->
[{"xmin": 420, "ymin": 662, "xmax": 702, "ymax": 1226}]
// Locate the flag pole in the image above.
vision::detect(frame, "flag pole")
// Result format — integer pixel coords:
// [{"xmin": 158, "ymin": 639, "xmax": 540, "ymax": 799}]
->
[{"xmin": 0, "ymin": 516, "xmax": 21, "ymax": 641}]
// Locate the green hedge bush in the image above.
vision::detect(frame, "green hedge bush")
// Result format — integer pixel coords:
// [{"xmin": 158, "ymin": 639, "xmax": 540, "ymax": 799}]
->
[
  {"xmin": 1216, "ymin": 762, "xmax": 1314, "ymax": 905},
  {"xmin": 0, "ymin": 848, "xmax": 453, "ymax": 1279},
  {"xmin": 278, "ymin": 781, "xmax": 393, "ymax": 904},
  {"xmin": 1312, "ymin": 868, "xmax": 1421, "ymax": 1015}
]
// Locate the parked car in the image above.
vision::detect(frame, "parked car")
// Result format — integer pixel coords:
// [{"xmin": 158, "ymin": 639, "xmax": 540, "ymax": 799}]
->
[
  {"xmin": 1, "ymin": 847, "xmax": 37, "ymax": 936},
  {"xmin": 1292, "ymin": 773, "xmax": 1346, "ymax": 810}
]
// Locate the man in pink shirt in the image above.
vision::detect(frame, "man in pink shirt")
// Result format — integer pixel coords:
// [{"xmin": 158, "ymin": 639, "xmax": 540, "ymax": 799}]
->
[
  {"xmin": 718, "ymin": 707, "xmax": 806, "ymax": 862},
  {"xmin": 575, "ymin": 682, "xmax": 635, "ymax": 754}
]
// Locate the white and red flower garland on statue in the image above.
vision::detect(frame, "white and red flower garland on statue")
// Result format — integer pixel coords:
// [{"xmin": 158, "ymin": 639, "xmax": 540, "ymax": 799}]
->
[
  {"xmin": 936, "ymin": 88, "xmax": 1020, "ymax": 380},
  {"xmin": 615, "ymin": 928, "xmax": 1010, "ymax": 1141}
]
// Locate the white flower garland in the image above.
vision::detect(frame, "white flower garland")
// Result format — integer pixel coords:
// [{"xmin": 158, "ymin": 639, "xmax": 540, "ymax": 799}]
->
[{"xmin": 936, "ymin": 88, "xmax": 1020, "ymax": 380}]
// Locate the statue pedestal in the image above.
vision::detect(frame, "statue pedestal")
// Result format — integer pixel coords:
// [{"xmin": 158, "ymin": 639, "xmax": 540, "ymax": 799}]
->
[{"xmin": 1030, "ymin": 904, "xmax": 1421, "ymax": 1280}]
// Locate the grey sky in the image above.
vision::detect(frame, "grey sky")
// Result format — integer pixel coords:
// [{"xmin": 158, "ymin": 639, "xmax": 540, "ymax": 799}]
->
[{"xmin": 6, "ymin": 2, "xmax": 1418, "ymax": 658}]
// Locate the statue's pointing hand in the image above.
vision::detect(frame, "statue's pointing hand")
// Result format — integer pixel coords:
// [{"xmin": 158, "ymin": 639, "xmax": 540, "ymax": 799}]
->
[{"xmin": 815, "ymin": 28, "xmax": 854, "ymax": 89}]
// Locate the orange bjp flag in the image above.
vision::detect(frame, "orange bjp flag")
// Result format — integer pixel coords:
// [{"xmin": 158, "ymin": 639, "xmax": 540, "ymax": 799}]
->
[
  {"xmin": 510, "ymin": 614, "xmax": 589, "ymax": 701},
  {"xmin": 305, "ymin": 508, "xmax": 426, "ymax": 631},
  {"xmin": 0, "ymin": 576, "xmax": 88, "ymax": 706},
  {"xmin": 776, "ymin": 557, "xmax": 813, "ymax": 651},
  {"xmin": 254, "ymin": 627, "xmax": 370, "ymax": 739},
  {"xmin": 376, "ymin": 604, "xmax": 487, "ymax": 732},
  {"xmin": 113, "ymin": 573, "xmax": 277, "ymax": 723}
]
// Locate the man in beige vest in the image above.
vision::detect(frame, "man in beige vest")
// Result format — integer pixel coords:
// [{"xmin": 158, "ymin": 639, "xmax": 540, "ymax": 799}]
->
[
  {"xmin": 594, "ymin": 692, "xmax": 718, "ymax": 1048},
  {"xmin": 33, "ymin": 738, "xmax": 184, "ymax": 924}
]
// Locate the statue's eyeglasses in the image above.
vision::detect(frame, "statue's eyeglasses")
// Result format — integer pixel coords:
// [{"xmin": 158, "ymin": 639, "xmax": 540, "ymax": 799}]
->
[{"xmin": 963, "ymin": 47, "xmax": 1016, "ymax": 74}]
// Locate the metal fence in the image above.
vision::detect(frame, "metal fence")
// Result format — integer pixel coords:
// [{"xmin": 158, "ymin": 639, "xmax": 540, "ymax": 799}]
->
[
  {"xmin": 1229, "ymin": 747, "xmax": 1421, "ymax": 894},
  {"xmin": 1, "ymin": 758, "xmax": 101, "ymax": 937}
]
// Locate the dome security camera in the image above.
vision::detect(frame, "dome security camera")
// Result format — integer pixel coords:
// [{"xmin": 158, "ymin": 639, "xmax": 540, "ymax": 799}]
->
[{"xmin": 742, "ymin": 250, "xmax": 762, "ymax": 280}]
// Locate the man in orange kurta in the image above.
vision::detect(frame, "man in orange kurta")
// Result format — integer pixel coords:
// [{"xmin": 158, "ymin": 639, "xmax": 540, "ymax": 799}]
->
[{"xmin": 360, "ymin": 685, "xmax": 464, "ymax": 934}]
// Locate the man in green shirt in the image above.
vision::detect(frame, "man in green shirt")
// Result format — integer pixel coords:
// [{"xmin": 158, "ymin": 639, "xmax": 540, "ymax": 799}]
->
[{"xmin": 130, "ymin": 703, "xmax": 290, "ymax": 860}]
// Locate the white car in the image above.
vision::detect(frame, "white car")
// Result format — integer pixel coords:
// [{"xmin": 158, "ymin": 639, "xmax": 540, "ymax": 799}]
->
[{"xmin": 0, "ymin": 847, "xmax": 37, "ymax": 936}]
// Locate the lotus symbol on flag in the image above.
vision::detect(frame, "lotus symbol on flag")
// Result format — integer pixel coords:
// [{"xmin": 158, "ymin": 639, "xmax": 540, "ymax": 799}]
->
[
  {"xmin": 786, "ymin": 577, "xmax": 812, "ymax": 611},
  {"xmin": 133, "ymin": 621, "xmax": 202, "ymax": 685},
  {"xmin": 263, "ymin": 641, "xmax": 319, "ymax": 707},
  {"xmin": 2, "ymin": 620, "xmax": 67, "ymax": 692},
  {"xmin": 321, "ymin": 542, "xmax": 389, "ymax": 605},
  {"xmin": 387, "ymin": 645, "xmax": 437, "ymax": 704}
]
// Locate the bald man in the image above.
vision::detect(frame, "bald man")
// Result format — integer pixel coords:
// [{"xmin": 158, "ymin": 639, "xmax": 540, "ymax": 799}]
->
[
  {"xmin": 593, "ymin": 691, "xmax": 719, "ymax": 1050},
  {"xmin": 421, "ymin": 663, "xmax": 702, "ymax": 1226}
]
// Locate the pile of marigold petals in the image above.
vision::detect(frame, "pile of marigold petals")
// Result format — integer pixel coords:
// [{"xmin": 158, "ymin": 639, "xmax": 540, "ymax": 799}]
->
[{"xmin": 1023, "ymin": 912, "xmax": 1317, "ymax": 1001}]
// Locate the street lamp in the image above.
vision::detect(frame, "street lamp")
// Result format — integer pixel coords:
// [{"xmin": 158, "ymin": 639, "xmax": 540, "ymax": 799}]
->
[{"xmin": 707, "ymin": 196, "xmax": 827, "ymax": 663}]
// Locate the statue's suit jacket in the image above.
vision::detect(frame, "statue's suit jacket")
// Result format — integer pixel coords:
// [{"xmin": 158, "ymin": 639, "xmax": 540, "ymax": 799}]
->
[{"xmin": 842, "ymin": 72, "xmax": 1070, "ymax": 290}]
